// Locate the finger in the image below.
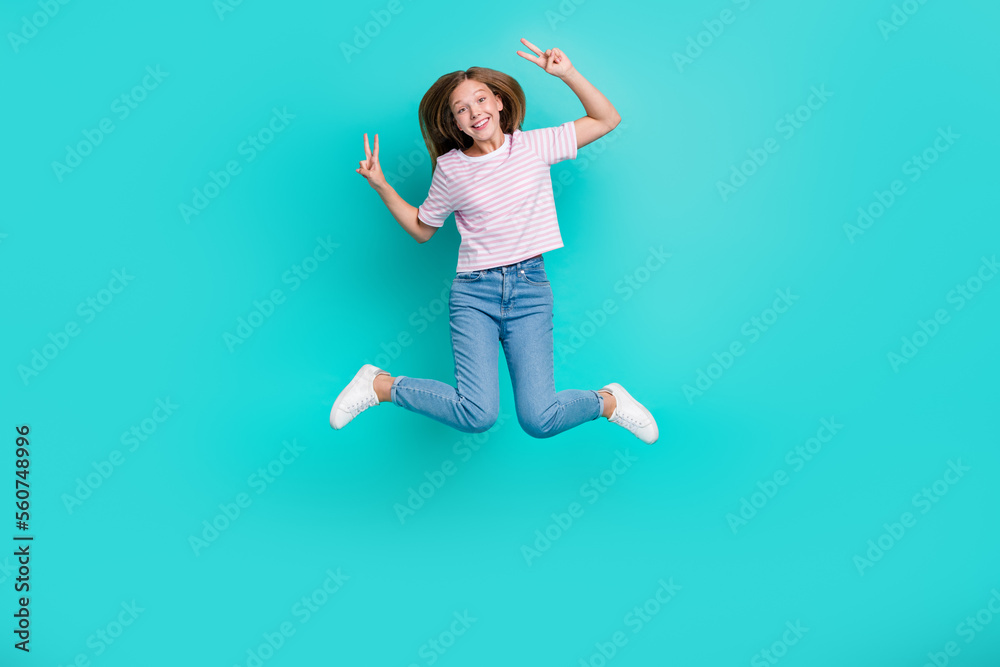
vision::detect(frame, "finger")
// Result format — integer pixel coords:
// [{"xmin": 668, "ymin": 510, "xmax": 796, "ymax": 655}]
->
[
  {"xmin": 520, "ymin": 37, "xmax": 544, "ymax": 57},
  {"xmin": 373, "ymin": 133, "xmax": 379, "ymax": 160},
  {"xmin": 516, "ymin": 50, "xmax": 540, "ymax": 65},
  {"xmin": 363, "ymin": 133, "xmax": 372, "ymax": 160}
]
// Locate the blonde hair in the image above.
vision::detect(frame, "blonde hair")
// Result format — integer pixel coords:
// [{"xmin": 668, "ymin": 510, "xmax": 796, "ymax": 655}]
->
[{"xmin": 418, "ymin": 67, "xmax": 526, "ymax": 172}]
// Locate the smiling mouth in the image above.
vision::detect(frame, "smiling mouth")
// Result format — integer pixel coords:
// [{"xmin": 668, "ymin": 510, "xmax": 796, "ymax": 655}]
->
[{"xmin": 472, "ymin": 117, "xmax": 490, "ymax": 130}]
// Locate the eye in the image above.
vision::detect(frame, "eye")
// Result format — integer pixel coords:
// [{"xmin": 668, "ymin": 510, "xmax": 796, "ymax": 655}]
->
[{"xmin": 478, "ymin": 97, "xmax": 486, "ymax": 102}]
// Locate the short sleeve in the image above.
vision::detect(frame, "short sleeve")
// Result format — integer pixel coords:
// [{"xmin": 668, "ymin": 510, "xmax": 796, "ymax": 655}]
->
[
  {"xmin": 519, "ymin": 120, "xmax": 578, "ymax": 165},
  {"xmin": 416, "ymin": 162, "xmax": 452, "ymax": 227}
]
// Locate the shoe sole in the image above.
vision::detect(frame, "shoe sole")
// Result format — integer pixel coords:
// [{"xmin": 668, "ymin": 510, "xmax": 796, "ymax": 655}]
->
[
  {"xmin": 330, "ymin": 364, "xmax": 379, "ymax": 429},
  {"xmin": 604, "ymin": 382, "xmax": 658, "ymax": 444}
]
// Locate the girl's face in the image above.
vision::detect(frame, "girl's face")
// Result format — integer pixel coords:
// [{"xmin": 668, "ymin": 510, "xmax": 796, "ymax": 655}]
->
[{"xmin": 450, "ymin": 78, "xmax": 502, "ymax": 139}]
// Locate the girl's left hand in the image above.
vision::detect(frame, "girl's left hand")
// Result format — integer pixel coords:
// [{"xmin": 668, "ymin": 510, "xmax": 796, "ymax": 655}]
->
[{"xmin": 516, "ymin": 38, "xmax": 574, "ymax": 78}]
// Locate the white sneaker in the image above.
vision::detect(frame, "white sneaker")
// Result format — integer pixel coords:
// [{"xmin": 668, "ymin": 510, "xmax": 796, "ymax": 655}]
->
[
  {"xmin": 330, "ymin": 364, "xmax": 389, "ymax": 430},
  {"xmin": 600, "ymin": 383, "xmax": 658, "ymax": 444}
]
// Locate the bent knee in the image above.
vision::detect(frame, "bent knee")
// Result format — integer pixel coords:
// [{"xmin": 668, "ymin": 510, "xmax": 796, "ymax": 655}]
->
[
  {"xmin": 462, "ymin": 406, "xmax": 498, "ymax": 434},
  {"xmin": 519, "ymin": 414, "xmax": 556, "ymax": 439},
  {"xmin": 466, "ymin": 415, "xmax": 497, "ymax": 433}
]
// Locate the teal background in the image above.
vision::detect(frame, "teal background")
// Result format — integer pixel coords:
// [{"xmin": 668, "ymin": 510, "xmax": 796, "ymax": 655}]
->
[{"xmin": 2, "ymin": 0, "xmax": 998, "ymax": 664}]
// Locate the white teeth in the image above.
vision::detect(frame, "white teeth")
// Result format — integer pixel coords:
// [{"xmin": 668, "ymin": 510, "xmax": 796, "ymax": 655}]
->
[{"xmin": 473, "ymin": 117, "xmax": 489, "ymax": 128}]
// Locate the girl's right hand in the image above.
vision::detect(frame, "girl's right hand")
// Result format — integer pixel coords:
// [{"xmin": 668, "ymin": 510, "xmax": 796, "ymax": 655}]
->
[{"xmin": 356, "ymin": 132, "xmax": 387, "ymax": 191}]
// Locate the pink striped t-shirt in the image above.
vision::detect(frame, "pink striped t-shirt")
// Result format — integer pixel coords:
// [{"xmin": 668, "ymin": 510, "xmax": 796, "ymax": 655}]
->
[{"xmin": 417, "ymin": 120, "xmax": 578, "ymax": 273}]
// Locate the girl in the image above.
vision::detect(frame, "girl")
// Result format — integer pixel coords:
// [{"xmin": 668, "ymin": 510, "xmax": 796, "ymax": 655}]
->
[{"xmin": 331, "ymin": 38, "xmax": 658, "ymax": 444}]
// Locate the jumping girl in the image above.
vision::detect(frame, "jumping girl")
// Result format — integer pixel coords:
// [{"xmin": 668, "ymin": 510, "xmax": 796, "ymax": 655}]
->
[{"xmin": 331, "ymin": 38, "xmax": 658, "ymax": 444}]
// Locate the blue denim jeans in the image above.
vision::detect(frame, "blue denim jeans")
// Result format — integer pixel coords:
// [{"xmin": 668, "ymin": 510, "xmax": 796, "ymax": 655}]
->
[{"xmin": 390, "ymin": 255, "xmax": 605, "ymax": 437}]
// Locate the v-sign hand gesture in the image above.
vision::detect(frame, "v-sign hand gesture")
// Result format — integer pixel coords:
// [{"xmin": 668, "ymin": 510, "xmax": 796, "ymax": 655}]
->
[
  {"xmin": 516, "ymin": 37, "xmax": 574, "ymax": 78},
  {"xmin": 356, "ymin": 132, "xmax": 387, "ymax": 192}
]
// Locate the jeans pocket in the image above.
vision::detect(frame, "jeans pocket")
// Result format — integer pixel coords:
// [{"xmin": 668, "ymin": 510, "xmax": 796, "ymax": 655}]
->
[
  {"xmin": 520, "ymin": 267, "xmax": 549, "ymax": 286},
  {"xmin": 454, "ymin": 270, "xmax": 483, "ymax": 282}
]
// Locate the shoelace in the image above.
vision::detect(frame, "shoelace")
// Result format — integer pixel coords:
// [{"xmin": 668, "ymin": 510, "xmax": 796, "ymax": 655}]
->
[
  {"xmin": 346, "ymin": 392, "xmax": 378, "ymax": 415},
  {"xmin": 611, "ymin": 401, "xmax": 647, "ymax": 429}
]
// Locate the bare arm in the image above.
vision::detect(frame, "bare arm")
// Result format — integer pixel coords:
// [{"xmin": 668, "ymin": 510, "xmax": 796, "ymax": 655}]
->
[
  {"xmin": 516, "ymin": 39, "xmax": 621, "ymax": 150},
  {"xmin": 374, "ymin": 181, "xmax": 438, "ymax": 244},
  {"xmin": 356, "ymin": 132, "xmax": 437, "ymax": 244},
  {"xmin": 562, "ymin": 68, "xmax": 621, "ymax": 149}
]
